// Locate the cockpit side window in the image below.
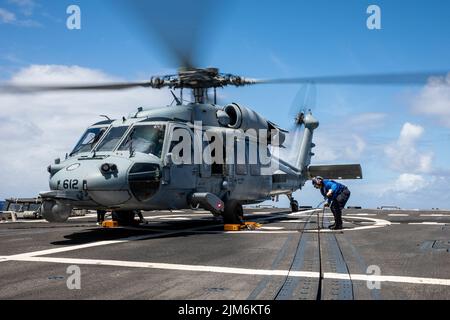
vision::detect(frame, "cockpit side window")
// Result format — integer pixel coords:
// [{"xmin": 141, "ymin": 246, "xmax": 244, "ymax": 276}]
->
[
  {"xmin": 118, "ymin": 124, "xmax": 166, "ymax": 158},
  {"xmin": 70, "ymin": 127, "xmax": 107, "ymax": 156},
  {"xmin": 96, "ymin": 126, "xmax": 129, "ymax": 152}
]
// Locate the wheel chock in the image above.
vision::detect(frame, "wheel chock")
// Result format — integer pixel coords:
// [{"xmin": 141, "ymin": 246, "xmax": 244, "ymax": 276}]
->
[
  {"xmin": 224, "ymin": 224, "xmax": 241, "ymax": 231},
  {"xmin": 102, "ymin": 220, "xmax": 119, "ymax": 228},
  {"xmin": 243, "ymin": 221, "xmax": 262, "ymax": 230},
  {"xmin": 224, "ymin": 222, "xmax": 262, "ymax": 231}
]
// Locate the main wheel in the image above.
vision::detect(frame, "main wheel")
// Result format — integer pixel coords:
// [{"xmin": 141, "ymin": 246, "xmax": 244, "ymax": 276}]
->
[
  {"xmin": 222, "ymin": 200, "xmax": 244, "ymax": 224},
  {"xmin": 112, "ymin": 211, "xmax": 136, "ymax": 226},
  {"xmin": 290, "ymin": 200, "xmax": 299, "ymax": 213}
]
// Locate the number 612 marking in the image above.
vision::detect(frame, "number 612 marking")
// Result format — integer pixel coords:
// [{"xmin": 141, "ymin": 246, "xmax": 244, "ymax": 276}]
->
[{"xmin": 63, "ymin": 179, "xmax": 79, "ymax": 189}]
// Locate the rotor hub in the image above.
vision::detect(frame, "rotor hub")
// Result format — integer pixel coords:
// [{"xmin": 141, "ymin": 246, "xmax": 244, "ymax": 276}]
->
[{"xmin": 149, "ymin": 67, "xmax": 254, "ymax": 91}]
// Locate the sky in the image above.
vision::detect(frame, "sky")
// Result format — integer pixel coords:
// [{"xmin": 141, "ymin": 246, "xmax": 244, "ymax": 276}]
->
[{"xmin": 0, "ymin": 0, "xmax": 449, "ymax": 209}]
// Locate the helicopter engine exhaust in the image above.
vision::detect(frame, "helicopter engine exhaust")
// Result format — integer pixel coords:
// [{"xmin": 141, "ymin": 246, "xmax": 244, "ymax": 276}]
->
[{"xmin": 40, "ymin": 200, "xmax": 72, "ymax": 223}]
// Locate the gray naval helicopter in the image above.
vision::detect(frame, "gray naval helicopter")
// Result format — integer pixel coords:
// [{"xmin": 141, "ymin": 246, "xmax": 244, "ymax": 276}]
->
[
  {"xmin": 33, "ymin": 68, "xmax": 364, "ymax": 225},
  {"xmin": 5, "ymin": 67, "xmax": 372, "ymax": 225},
  {"xmin": 2, "ymin": 1, "xmax": 446, "ymax": 225},
  {"xmin": 10, "ymin": 65, "xmax": 443, "ymax": 225}
]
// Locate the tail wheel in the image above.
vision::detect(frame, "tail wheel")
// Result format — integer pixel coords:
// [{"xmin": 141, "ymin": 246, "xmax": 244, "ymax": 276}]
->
[
  {"xmin": 290, "ymin": 200, "xmax": 299, "ymax": 213},
  {"xmin": 112, "ymin": 211, "xmax": 136, "ymax": 226},
  {"xmin": 222, "ymin": 200, "xmax": 244, "ymax": 224}
]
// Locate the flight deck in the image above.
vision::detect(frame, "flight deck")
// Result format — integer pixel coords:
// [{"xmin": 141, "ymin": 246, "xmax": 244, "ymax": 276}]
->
[{"xmin": 0, "ymin": 208, "xmax": 449, "ymax": 300}]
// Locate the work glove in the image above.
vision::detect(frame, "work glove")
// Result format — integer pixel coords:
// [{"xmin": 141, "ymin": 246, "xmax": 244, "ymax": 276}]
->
[{"xmin": 324, "ymin": 203, "xmax": 330, "ymax": 208}]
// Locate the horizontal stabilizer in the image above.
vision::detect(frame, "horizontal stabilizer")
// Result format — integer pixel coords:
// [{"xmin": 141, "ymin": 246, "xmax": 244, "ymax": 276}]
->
[{"xmin": 308, "ymin": 164, "xmax": 363, "ymax": 180}]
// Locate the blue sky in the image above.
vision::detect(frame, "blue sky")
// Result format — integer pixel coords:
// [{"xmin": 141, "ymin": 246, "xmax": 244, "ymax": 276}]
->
[{"xmin": 0, "ymin": 0, "xmax": 449, "ymax": 209}]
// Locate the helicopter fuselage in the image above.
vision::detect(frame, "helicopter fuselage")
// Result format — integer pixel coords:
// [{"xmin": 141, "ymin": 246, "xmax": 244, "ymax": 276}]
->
[{"xmin": 40, "ymin": 103, "xmax": 316, "ymax": 223}]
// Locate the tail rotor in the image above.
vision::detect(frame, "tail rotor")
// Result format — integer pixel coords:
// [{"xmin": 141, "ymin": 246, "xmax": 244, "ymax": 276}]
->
[{"xmin": 285, "ymin": 83, "xmax": 317, "ymax": 162}]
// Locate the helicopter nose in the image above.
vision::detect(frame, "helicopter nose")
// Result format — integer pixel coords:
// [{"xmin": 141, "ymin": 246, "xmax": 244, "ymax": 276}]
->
[{"xmin": 49, "ymin": 157, "xmax": 133, "ymax": 206}]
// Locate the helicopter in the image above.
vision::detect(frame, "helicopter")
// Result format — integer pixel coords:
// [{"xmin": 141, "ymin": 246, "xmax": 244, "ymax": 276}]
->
[{"xmin": 1, "ymin": 1, "xmax": 446, "ymax": 225}]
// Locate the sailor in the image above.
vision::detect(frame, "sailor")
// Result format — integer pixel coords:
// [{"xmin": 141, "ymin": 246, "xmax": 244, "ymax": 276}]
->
[{"xmin": 312, "ymin": 176, "xmax": 351, "ymax": 230}]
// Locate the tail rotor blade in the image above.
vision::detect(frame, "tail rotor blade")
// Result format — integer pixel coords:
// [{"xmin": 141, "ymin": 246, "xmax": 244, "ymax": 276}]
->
[{"xmin": 288, "ymin": 83, "xmax": 317, "ymax": 125}]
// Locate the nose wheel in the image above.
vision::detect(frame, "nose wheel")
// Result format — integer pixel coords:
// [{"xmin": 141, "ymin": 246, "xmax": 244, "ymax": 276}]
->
[{"xmin": 288, "ymin": 194, "xmax": 299, "ymax": 212}]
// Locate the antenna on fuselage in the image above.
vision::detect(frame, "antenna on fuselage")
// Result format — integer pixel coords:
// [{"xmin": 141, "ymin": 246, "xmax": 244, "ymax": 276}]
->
[{"xmin": 170, "ymin": 90, "xmax": 182, "ymax": 106}]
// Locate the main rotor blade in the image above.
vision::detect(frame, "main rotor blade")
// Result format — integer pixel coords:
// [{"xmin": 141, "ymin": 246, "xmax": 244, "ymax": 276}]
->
[
  {"xmin": 254, "ymin": 71, "xmax": 449, "ymax": 86},
  {"xmin": 116, "ymin": 0, "xmax": 226, "ymax": 69},
  {"xmin": 0, "ymin": 81, "xmax": 152, "ymax": 93}
]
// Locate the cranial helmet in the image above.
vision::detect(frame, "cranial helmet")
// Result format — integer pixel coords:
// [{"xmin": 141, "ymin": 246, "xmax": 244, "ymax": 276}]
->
[{"xmin": 312, "ymin": 176, "xmax": 324, "ymax": 187}]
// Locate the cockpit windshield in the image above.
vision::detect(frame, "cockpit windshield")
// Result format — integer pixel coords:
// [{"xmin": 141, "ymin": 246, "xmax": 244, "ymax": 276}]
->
[
  {"xmin": 118, "ymin": 124, "xmax": 166, "ymax": 157},
  {"xmin": 70, "ymin": 127, "xmax": 107, "ymax": 156},
  {"xmin": 96, "ymin": 126, "xmax": 129, "ymax": 152}
]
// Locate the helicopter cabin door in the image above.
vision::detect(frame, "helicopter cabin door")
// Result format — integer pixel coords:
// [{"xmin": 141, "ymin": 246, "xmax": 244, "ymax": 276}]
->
[
  {"xmin": 198, "ymin": 130, "xmax": 228, "ymax": 195},
  {"xmin": 166, "ymin": 124, "xmax": 197, "ymax": 190}
]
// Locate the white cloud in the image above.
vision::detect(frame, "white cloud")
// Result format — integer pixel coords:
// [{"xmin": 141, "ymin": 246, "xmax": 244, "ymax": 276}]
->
[
  {"xmin": 0, "ymin": 65, "xmax": 171, "ymax": 199},
  {"xmin": 412, "ymin": 74, "xmax": 450, "ymax": 127},
  {"xmin": 390, "ymin": 173, "xmax": 429, "ymax": 194},
  {"xmin": 312, "ymin": 132, "xmax": 366, "ymax": 163},
  {"xmin": 384, "ymin": 122, "xmax": 433, "ymax": 174},
  {"xmin": 344, "ymin": 134, "xmax": 366, "ymax": 159},
  {"xmin": 0, "ymin": 1, "xmax": 40, "ymax": 27},
  {"xmin": 8, "ymin": 0, "xmax": 35, "ymax": 16},
  {"xmin": 0, "ymin": 8, "xmax": 16, "ymax": 23},
  {"xmin": 347, "ymin": 112, "xmax": 387, "ymax": 129}
]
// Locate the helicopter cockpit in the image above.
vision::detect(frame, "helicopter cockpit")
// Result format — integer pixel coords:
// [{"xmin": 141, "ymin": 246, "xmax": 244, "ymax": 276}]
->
[
  {"xmin": 117, "ymin": 124, "xmax": 165, "ymax": 158},
  {"xmin": 70, "ymin": 120, "xmax": 167, "ymax": 159},
  {"xmin": 70, "ymin": 126, "xmax": 108, "ymax": 156}
]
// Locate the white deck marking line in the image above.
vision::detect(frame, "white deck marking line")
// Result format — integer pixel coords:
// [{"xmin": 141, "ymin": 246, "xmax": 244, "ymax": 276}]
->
[
  {"xmin": 259, "ymin": 226, "xmax": 285, "ymax": 230},
  {"xmin": 9, "ymin": 214, "xmax": 98, "ymax": 224},
  {"xmin": 12, "ymin": 220, "xmax": 48, "ymax": 223},
  {"xmin": 408, "ymin": 222, "xmax": 447, "ymax": 225},
  {"xmin": 250, "ymin": 211, "xmax": 277, "ymax": 215},
  {"xmin": 420, "ymin": 214, "xmax": 450, "ymax": 217},
  {"xmin": 326, "ymin": 273, "xmax": 450, "ymax": 286},
  {"xmin": 7, "ymin": 256, "xmax": 315, "ymax": 277},
  {"xmin": 302, "ymin": 216, "xmax": 391, "ymax": 233},
  {"xmin": 68, "ymin": 214, "xmax": 98, "ymax": 220},
  {"xmin": 388, "ymin": 214, "xmax": 409, "ymax": 216},
  {"xmin": 213, "ymin": 230, "xmax": 296, "ymax": 234},
  {"xmin": 115, "ymin": 228, "xmax": 297, "ymax": 235},
  {"xmin": 257, "ymin": 209, "xmax": 321, "ymax": 221},
  {"xmin": 6, "ymin": 256, "xmax": 450, "ymax": 286},
  {"xmin": 277, "ymin": 219, "xmax": 309, "ymax": 223},
  {"xmin": 0, "ymin": 210, "xmax": 316, "ymax": 261},
  {"xmin": 351, "ymin": 213, "xmax": 377, "ymax": 216},
  {"xmin": 2, "ymin": 223, "xmax": 225, "ymax": 260}
]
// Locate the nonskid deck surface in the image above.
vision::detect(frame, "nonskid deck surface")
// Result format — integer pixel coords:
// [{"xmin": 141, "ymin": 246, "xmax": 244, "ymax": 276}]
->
[{"xmin": 0, "ymin": 208, "xmax": 449, "ymax": 300}]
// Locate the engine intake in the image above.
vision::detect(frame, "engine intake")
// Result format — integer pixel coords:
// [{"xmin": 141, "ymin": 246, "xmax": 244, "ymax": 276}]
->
[{"xmin": 222, "ymin": 103, "xmax": 286, "ymax": 146}]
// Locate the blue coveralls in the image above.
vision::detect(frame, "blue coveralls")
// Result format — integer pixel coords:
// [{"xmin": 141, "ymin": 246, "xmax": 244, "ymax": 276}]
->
[{"xmin": 320, "ymin": 180, "xmax": 351, "ymax": 227}]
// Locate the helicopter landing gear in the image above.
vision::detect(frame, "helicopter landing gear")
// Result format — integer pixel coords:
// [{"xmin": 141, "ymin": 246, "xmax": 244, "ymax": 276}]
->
[
  {"xmin": 112, "ymin": 210, "xmax": 136, "ymax": 226},
  {"xmin": 288, "ymin": 194, "xmax": 299, "ymax": 212},
  {"xmin": 222, "ymin": 200, "xmax": 244, "ymax": 224}
]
